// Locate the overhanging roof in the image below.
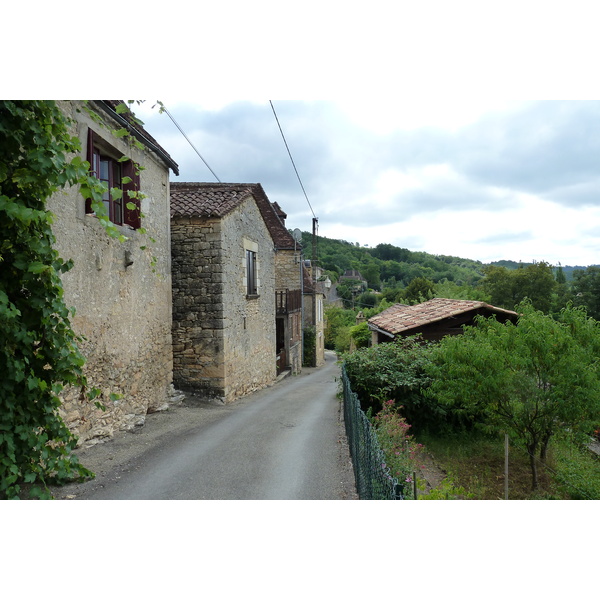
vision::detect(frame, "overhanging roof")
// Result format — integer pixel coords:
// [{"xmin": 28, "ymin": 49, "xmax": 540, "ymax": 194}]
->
[{"xmin": 368, "ymin": 298, "xmax": 518, "ymax": 336}]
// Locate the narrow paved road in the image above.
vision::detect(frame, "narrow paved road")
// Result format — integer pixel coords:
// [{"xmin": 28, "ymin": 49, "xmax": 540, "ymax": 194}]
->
[{"xmin": 53, "ymin": 351, "xmax": 357, "ymax": 500}]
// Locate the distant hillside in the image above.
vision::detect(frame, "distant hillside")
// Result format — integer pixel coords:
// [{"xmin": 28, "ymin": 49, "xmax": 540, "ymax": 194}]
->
[
  {"xmin": 300, "ymin": 232, "xmax": 485, "ymax": 289},
  {"xmin": 299, "ymin": 232, "xmax": 595, "ymax": 287},
  {"xmin": 489, "ymin": 260, "xmax": 597, "ymax": 282}
]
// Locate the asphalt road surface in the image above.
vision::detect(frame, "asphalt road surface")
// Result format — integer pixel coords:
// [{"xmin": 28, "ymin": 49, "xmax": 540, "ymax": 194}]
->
[{"xmin": 51, "ymin": 351, "xmax": 357, "ymax": 500}]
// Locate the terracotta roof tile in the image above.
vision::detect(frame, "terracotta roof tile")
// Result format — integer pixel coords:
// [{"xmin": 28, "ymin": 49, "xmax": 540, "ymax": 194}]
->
[
  {"xmin": 368, "ymin": 298, "xmax": 518, "ymax": 336},
  {"xmin": 170, "ymin": 182, "xmax": 299, "ymax": 251},
  {"xmin": 170, "ymin": 182, "xmax": 253, "ymax": 218}
]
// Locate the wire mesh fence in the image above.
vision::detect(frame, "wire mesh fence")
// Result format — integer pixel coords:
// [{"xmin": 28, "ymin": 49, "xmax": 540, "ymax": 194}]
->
[{"xmin": 341, "ymin": 364, "xmax": 407, "ymax": 500}]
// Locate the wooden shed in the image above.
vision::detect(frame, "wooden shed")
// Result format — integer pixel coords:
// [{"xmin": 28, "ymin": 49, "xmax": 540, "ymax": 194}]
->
[{"xmin": 368, "ymin": 298, "xmax": 519, "ymax": 344}]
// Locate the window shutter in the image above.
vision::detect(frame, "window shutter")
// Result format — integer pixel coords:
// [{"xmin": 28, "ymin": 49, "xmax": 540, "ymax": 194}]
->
[
  {"xmin": 122, "ymin": 160, "xmax": 141, "ymax": 229},
  {"xmin": 85, "ymin": 129, "xmax": 97, "ymax": 214}
]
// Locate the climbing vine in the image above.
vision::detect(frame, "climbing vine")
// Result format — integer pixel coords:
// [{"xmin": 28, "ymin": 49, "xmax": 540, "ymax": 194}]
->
[{"xmin": 0, "ymin": 100, "xmax": 140, "ymax": 498}]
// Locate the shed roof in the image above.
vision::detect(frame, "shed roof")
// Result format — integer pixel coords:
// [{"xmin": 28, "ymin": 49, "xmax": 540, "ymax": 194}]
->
[{"xmin": 368, "ymin": 298, "xmax": 518, "ymax": 336}]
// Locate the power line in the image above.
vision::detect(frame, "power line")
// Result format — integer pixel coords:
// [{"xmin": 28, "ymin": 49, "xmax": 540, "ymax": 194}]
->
[
  {"xmin": 269, "ymin": 100, "xmax": 316, "ymax": 220},
  {"xmin": 161, "ymin": 105, "xmax": 221, "ymax": 183}
]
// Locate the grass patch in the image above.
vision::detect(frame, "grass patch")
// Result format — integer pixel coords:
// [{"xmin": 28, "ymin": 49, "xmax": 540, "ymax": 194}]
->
[
  {"xmin": 415, "ymin": 430, "xmax": 600, "ymax": 499},
  {"xmin": 551, "ymin": 432, "xmax": 600, "ymax": 500}
]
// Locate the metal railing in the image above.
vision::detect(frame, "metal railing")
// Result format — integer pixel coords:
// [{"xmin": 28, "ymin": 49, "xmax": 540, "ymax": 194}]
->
[{"xmin": 341, "ymin": 364, "xmax": 405, "ymax": 500}]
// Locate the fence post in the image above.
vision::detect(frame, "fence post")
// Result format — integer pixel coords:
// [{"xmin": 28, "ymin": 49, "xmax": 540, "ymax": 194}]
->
[
  {"xmin": 394, "ymin": 483, "xmax": 404, "ymax": 500},
  {"xmin": 504, "ymin": 433, "xmax": 509, "ymax": 500}
]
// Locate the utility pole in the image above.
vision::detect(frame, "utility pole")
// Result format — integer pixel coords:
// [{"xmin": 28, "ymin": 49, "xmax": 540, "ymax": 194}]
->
[
  {"xmin": 311, "ymin": 217, "xmax": 318, "ymax": 367},
  {"xmin": 312, "ymin": 217, "xmax": 318, "ymax": 285}
]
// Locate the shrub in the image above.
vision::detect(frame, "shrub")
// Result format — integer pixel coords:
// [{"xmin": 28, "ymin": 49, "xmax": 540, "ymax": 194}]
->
[
  {"xmin": 343, "ymin": 335, "xmax": 446, "ymax": 432},
  {"xmin": 551, "ymin": 433, "xmax": 600, "ymax": 499},
  {"xmin": 372, "ymin": 400, "xmax": 422, "ymax": 498},
  {"xmin": 349, "ymin": 321, "xmax": 371, "ymax": 349}
]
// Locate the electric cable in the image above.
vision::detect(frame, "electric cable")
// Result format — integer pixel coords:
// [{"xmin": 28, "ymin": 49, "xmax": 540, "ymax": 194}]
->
[
  {"xmin": 161, "ymin": 105, "xmax": 221, "ymax": 183},
  {"xmin": 269, "ymin": 100, "xmax": 316, "ymax": 220}
]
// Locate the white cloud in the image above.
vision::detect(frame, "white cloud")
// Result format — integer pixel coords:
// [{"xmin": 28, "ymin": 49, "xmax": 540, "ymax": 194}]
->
[
  {"xmin": 336, "ymin": 99, "xmax": 532, "ymax": 134},
  {"xmin": 134, "ymin": 99, "xmax": 600, "ymax": 266}
]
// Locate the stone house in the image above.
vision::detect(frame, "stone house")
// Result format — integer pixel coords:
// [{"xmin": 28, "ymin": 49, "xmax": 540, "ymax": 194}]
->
[
  {"xmin": 170, "ymin": 182, "xmax": 302, "ymax": 403},
  {"xmin": 269, "ymin": 202, "xmax": 303, "ymax": 376},
  {"xmin": 49, "ymin": 100, "xmax": 179, "ymax": 445},
  {"xmin": 302, "ymin": 262, "xmax": 326, "ymax": 366}
]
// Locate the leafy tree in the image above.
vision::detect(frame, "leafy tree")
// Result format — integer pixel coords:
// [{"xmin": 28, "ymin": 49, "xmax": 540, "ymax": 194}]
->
[
  {"xmin": 478, "ymin": 265, "xmax": 514, "ymax": 308},
  {"xmin": 354, "ymin": 291, "xmax": 378, "ymax": 309},
  {"xmin": 434, "ymin": 279, "xmax": 490, "ymax": 302},
  {"xmin": 361, "ymin": 263, "xmax": 381, "ymax": 290},
  {"xmin": 404, "ymin": 276, "xmax": 435, "ymax": 304},
  {"xmin": 425, "ymin": 301, "xmax": 600, "ymax": 490},
  {"xmin": 335, "ymin": 278, "xmax": 366, "ymax": 308},
  {"xmin": 0, "ymin": 101, "xmax": 98, "ymax": 498},
  {"xmin": 324, "ymin": 306, "xmax": 355, "ymax": 350},
  {"xmin": 370, "ymin": 243, "xmax": 412, "ymax": 263},
  {"xmin": 349, "ymin": 321, "xmax": 371, "ymax": 349},
  {"xmin": 479, "ymin": 262, "xmax": 557, "ymax": 312},
  {"xmin": 512, "ymin": 262, "xmax": 557, "ymax": 313},
  {"xmin": 0, "ymin": 100, "xmax": 150, "ymax": 498},
  {"xmin": 572, "ymin": 266, "xmax": 600, "ymax": 320},
  {"xmin": 380, "ymin": 260, "xmax": 404, "ymax": 283}
]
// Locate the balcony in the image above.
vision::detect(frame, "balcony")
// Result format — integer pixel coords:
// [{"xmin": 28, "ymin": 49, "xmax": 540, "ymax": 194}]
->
[{"xmin": 276, "ymin": 289, "xmax": 302, "ymax": 314}]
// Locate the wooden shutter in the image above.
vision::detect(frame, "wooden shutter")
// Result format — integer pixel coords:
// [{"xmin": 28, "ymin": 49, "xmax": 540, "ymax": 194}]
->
[
  {"xmin": 122, "ymin": 160, "xmax": 141, "ymax": 229},
  {"xmin": 85, "ymin": 128, "xmax": 97, "ymax": 214}
]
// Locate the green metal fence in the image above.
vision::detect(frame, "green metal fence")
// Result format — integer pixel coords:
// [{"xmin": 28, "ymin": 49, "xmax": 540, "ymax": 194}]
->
[{"xmin": 341, "ymin": 364, "xmax": 405, "ymax": 500}]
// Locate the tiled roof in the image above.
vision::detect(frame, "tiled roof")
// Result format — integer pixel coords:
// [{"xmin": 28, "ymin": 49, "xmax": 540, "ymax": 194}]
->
[
  {"xmin": 170, "ymin": 182, "xmax": 299, "ymax": 250},
  {"xmin": 170, "ymin": 182, "xmax": 253, "ymax": 218},
  {"xmin": 368, "ymin": 298, "xmax": 518, "ymax": 336},
  {"xmin": 249, "ymin": 185, "xmax": 298, "ymax": 250}
]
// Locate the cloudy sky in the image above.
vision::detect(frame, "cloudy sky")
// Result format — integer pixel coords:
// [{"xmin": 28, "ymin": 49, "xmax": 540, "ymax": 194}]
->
[
  {"xmin": 135, "ymin": 99, "xmax": 600, "ymax": 267},
  {"xmin": 7, "ymin": 3, "xmax": 600, "ymax": 269}
]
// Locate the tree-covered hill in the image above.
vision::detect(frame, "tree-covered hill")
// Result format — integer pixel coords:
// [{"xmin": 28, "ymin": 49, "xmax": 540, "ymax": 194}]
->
[
  {"xmin": 300, "ymin": 231, "xmax": 486, "ymax": 289},
  {"xmin": 488, "ymin": 260, "xmax": 596, "ymax": 282},
  {"xmin": 300, "ymin": 231, "xmax": 596, "ymax": 288},
  {"xmin": 303, "ymin": 231, "xmax": 600, "ymax": 356}
]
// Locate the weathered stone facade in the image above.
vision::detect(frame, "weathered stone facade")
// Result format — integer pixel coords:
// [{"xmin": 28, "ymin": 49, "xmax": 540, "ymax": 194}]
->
[
  {"xmin": 48, "ymin": 101, "xmax": 178, "ymax": 445},
  {"xmin": 303, "ymin": 263, "xmax": 326, "ymax": 367},
  {"xmin": 268, "ymin": 202, "xmax": 303, "ymax": 375},
  {"xmin": 171, "ymin": 183, "xmax": 277, "ymax": 403},
  {"xmin": 274, "ymin": 245, "xmax": 303, "ymax": 375}
]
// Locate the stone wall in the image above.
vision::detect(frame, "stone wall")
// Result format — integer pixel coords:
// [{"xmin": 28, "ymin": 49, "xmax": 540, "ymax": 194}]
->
[
  {"xmin": 171, "ymin": 217, "xmax": 225, "ymax": 400},
  {"xmin": 275, "ymin": 248, "xmax": 303, "ymax": 374},
  {"xmin": 48, "ymin": 101, "xmax": 174, "ymax": 445},
  {"xmin": 303, "ymin": 292, "xmax": 326, "ymax": 367},
  {"xmin": 172, "ymin": 196, "xmax": 276, "ymax": 402}
]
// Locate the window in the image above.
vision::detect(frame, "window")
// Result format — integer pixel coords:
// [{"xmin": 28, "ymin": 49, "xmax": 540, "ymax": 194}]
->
[
  {"xmin": 86, "ymin": 129, "xmax": 141, "ymax": 229},
  {"xmin": 246, "ymin": 249, "xmax": 257, "ymax": 296}
]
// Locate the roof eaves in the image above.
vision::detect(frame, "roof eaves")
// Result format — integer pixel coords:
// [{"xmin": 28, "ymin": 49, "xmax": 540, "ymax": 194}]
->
[{"xmin": 95, "ymin": 101, "xmax": 180, "ymax": 175}]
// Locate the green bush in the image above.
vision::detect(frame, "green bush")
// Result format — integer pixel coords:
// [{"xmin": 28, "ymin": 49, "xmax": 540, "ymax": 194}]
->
[
  {"xmin": 343, "ymin": 336, "xmax": 447, "ymax": 432},
  {"xmin": 349, "ymin": 321, "xmax": 371, "ymax": 349},
  {"xmin": 551, "ymin": 433, "xmax": 600, "ymax": 499},
  {"xmin": 324, "ymin": 306, "xmax": 355, "ymax": 350}
]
